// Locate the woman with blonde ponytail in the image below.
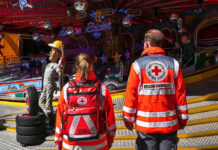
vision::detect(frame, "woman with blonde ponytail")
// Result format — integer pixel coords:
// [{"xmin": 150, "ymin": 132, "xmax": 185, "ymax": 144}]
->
[
  {"xmin": 55, "ymin": 53, "xmax": 116, "ymax": 150},
  {"xmin": 75, "ymin": 53, "xmax": 93, "ymax": 81}
]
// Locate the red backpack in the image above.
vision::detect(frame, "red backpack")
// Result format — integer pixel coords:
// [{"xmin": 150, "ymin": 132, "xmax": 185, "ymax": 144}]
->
[{"xmin": 62, "ymin": 79, "xmax": 101, "ymax": 141}]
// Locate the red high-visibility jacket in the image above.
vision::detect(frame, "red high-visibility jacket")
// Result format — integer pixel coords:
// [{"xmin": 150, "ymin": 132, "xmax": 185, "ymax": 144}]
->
[
  {"xmin": 123, "ymin": 47, "xmax": 188, "ymax": 133},
  {"xmin": 55, "ymin": 71, "xmax": 116, "ymax": 150}
]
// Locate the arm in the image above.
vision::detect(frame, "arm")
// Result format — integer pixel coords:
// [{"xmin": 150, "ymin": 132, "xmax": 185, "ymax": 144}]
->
[
  {"xmin": 57, "ymin": 57, "xmax": 66, "ymax": 76},
  {"xmin": 123, "ymin": 63, "xmax": 140, "ymax": 130},
  {"xmin": 104, "ymin": 85, "xmax": 116, "ymax": 147},
  {"xmin": 175, "ymin": 67, "xmax": 188, "ymax": 128},
  {"xmin": 54, "ymin": 87, "xmax": 66, "ymax": 146}
]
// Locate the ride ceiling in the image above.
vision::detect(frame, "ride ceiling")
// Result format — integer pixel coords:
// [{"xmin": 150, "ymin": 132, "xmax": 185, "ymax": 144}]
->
[{"xmin": 0, "ymin": 0, "xmax": 218, "ymax": 35}]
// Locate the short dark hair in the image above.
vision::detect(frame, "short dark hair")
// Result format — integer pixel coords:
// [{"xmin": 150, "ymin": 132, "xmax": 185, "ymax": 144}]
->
[{"xmin": 144, "ymin": 29, "xmax": 164, "ymax": 47}]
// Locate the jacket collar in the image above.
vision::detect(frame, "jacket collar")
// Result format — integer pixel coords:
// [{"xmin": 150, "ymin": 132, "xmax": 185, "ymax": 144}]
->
[
  {"xmin": 75, "ymin": 71, "xmax": 95, "ymax": 81},
  {"xmin": 141, "ymin": 47, "xmax": 166, "ymax": 56}
]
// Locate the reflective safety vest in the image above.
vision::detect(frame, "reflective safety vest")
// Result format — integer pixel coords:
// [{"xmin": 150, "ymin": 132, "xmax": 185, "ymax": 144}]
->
[
  {"xmin": 55, "ymin": 71, "xmax": 116, "ymax": 150},
  {"xmin": 123, "ymin": 47, "xmax": 188, "ymax": 133}
]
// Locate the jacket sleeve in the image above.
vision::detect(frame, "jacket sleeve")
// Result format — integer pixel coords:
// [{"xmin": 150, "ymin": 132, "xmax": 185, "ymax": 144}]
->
[
  {"xmin": 175, "ymin": 66, "xmax": 189, "ymax": 127},
  {"xmin": 54, "ymin": 85, "xmax": 67, "ymax": 146},
  {"xmin": 123, "ymin": 63, "xmax": 140, "ymax": 126},
  {"xmin": 104, "ymin": 84, "xmax": 116, "ymax": 145}
]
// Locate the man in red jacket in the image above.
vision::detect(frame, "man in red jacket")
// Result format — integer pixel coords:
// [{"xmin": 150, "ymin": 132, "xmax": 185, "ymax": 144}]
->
[{"xmin": 123, "ymin": 29, "xmax": 188, "ymax": 150}]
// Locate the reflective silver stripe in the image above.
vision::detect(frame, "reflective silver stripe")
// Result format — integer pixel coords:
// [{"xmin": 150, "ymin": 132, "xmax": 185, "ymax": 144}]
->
[
  {"xmin": 123, "ymin": 106, "xmax": 137, "ymax": 113},
  {"xmin": 136, "ymin": 119, "xmax": 178, "ymax": 128},
  {"xmin": 69, "ymin": 134, "xmax": 98, "ymax": 138},
  {"xmin": 178, "ymin": 114, "xmax": 189, "ymax": 119},
  {"xmin": 99, "ymin": 83, "xmax": 106, "ymax": 109},
  {"xmin": 54, "ymin": 136, "xmax": 62, "ymax": 142},
  {"xmin": 101, "ymin": 83, "xmax": 106, "ymax": 97},
  {"xmin": 108, "ymin": 131, "xmax": 116, "ymax": 137},
  {"xmin": 137, "ymin": 110, "xmax": 176, "ymax": 118},
  {"xmin": 63, "ymin": 134, "xmax": 107, "ymax": 149},
  {"xmin": 83, "ymin": 115, "xmax": 97, "ymax": 134},
  {"xmin": 133, "ymin": 61, "xmax": 141, "ymax": 80},
  {"xmin": 55, "ymin": 127, "xmax": 61, "ymax": 134},
  {"xmin": 177, "ymin": 105, "xmax": 188, "ymax": 111},
  {"xmin": 69, "ymin": 116, "xmax": 81, "ymax": 135},
  {"xmin": 123, "ymin": 116, "xmax": 135, "ymax": 122},
  {"xmin": 138, "ymin": 88, "xmax": 175, "ymax": 95},
  {"xmin": 107, "ymin": 123, "xmax": 116, "ymax": 131},
  {"xmin": 63, "ymin": 139, "xmax": 107, "ymax": 150},
  {"xmin": 173, "ymin": 58, "xmax": 179, "ymax": 80},
  {"xmin": 63, "ymin": 82, "xmax": 71, "ymax": 104},
  {"xmin": 63, "ymin": 134, "xmax": 106, "ymax": 142}
]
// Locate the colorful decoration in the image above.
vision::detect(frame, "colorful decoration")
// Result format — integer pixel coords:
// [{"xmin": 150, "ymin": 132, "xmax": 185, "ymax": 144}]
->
[
  {"xmin": 32, "ymin": 32, "xmax": 40, "ymax": 41},
  {"xmin": 93, "ymin": 32, "xmax": 102, "ymax": 39},
  {"xmin": 59, "ymin": 22, "xmax": 111, "ymax": 37},
  {"xmin": 112, "ymin": 52, "xmax": 122, "ymax": 63},
  {"xmin": 66, "ymin": 26, "xmax": 75, "ymax": 37},
  {"xmin": 95, "ymin": 9, "xmax": 114, "ymax": 22},
  {"xmin": 43, "ymin": 21, "xmax": 52, "ymax": 30},
  {"xmin": 122, "ymin": 17, "xmax": 132, "ymax": 27},
  {"xmin": 125, "ymin": 50, "xmax": 130, "ymax": 59},
  {"xmin": 169, "ymin": 13, "xmax": 179, "ymax": 22},
  {"xmin": 74, "ymin": 0, "xmax": 87, "ymax": 12},
  {"xmin": 194, "ymin": 16, "xmax": 218, "ymax": 47},
  {"xmin": 85, "ymin": 22, "xmax": 112, "ymax": 33},
  {"xmin": 102, "ymin": 54, "xmax": 108, "ymax": 63},
  {"xmin": 12, "ymin": 0, "xmax": 33, "ymax": 11}
]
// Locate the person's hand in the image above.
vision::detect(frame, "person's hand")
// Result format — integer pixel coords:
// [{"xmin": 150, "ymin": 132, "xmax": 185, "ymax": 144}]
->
[
  {"xmin": 123, "ymin": 117, "xmax": 134, "ymax": 130},
  {"xmin": 60, "ymin": 63, "xmax": 65, "ymax": 71},
  {"xmin": 60, "ymin": 57, "xmax": 66, "ymax": 63},
  {"xmin": 125, "ymin": 123, "xmax": 133, "ymax": 130}
]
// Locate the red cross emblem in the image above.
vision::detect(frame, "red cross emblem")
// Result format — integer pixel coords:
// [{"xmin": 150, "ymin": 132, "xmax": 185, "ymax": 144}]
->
[
  {"xmin": 80, "ymin": 98, "xmax": 86, "ymax": 104},
  {"xmin": 77, "ymin": 97, "xmax": 87, "ymax": 105},
  {"xmin": 152, "ymin": 66, "xmax": 162, "ymax": 76}
]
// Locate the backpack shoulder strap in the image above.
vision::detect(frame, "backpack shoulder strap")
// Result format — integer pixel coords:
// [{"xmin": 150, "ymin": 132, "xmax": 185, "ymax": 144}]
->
[{"xmin": 69, "ymin": 80, "xmax": 78, "ymax": 87}]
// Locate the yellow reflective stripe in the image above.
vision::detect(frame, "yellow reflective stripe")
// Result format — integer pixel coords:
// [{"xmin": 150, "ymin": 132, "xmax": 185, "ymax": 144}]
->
[{"xmin": 137, "ymin": 110, "xmax": 176, "ymax": 118}]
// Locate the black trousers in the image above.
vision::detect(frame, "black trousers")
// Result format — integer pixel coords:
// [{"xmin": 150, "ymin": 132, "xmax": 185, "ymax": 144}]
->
[{"xmin": 136, "ymin": 131, "xmax": 178, "ymax": 150}]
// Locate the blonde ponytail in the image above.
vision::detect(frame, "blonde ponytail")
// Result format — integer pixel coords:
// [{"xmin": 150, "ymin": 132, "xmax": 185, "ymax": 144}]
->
[{"xmin": 76, "ymin": 53, "xmax": 93, "ymax": 80}]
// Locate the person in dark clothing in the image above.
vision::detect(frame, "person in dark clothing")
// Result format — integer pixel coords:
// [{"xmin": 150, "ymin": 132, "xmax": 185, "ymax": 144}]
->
[{"xmin": 181, "ymin": 34, "xmax": 195, "ymax": 67}]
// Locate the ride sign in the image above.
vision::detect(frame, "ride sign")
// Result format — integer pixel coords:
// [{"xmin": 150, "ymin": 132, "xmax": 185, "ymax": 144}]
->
[
  {"xmin": 0, "ymin": 78, "xmax": 42, "ymax": 95},
  {"xmin": 59, "ymin": 21, "xmax": 111, "ymax": 37}
]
